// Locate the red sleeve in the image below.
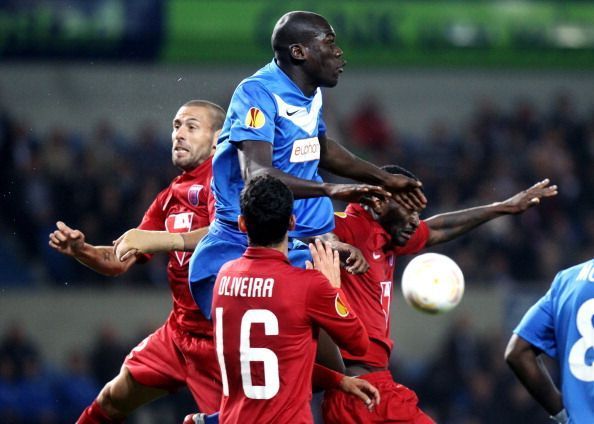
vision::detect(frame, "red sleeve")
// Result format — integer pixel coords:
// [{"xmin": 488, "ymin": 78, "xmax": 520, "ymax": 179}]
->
[
  {"xmin": 394, "ymin": 220, "xmax": 429, "ymax": 256},
  {"xmin": 333, "ymin": 209, "xmax": 367, "ymax": 245},
  {"xmin": 133, "ymin": 189, "xmax": 168, "ymax": 263},
  {"xmin": 305, "ymin": 272, "xmax": 369, "ymax": 357},
  {"xmin": 312, "ymin": 363, "xmax": 344, "ymax": 391},
  {"xmin": 137, "ymin": 189, "xmax": 167, "ymax": 231},
  {"xmin": 205, "ymin": 175, "xmax": 215, "ymax": 223}
]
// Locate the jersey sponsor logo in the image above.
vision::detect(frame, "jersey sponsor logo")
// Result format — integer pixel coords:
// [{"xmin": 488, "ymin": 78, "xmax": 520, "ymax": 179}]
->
[
  {"xmin": 165, "ymin": 212, "xmax": 194, "ymax": 265},
  {"xmin": 188, "ymin": 184, "xmax": 203, "ymax": 206},
  {"xmin": 273, "ymin": 90, "xmax": 323, "ymax": 135},
  {"xmin": 290, "ymin": 137, "xmax": 320, "ymax": 163},
  {"xmin": 245, "ymin": 107, "xmax": 265, "ymax": 129},
  {"xmin": 334, "ymin": 212, "xmax": 347, "ymax": 219},
  {"xmin": 335, "ymin": 293, "xmax": 350, "ymax": 317}
]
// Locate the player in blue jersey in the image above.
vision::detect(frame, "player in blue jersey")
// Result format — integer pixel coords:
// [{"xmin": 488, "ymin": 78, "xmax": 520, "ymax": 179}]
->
[
  {"xmin": 505, "ymin": 259, "xmax": 594, "ymax": 424},
  {"xmin": 189, "ymin": 11, "xmax": 426, "ymax": 318}
]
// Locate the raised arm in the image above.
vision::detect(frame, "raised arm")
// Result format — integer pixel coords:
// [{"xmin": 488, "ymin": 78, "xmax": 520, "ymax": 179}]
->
[
  {"xmin": 425, "ymin": 179, "xmax": 557, "ymax": 247},
  {"xmin": 505, "ymin": 334, "xmax": 565, "ymax": 419},
  {"xmin": 237, "ymin": 140, "xmax": 391, "ymax": 203},
  {"xmin": 48, "ymin": 221, "xmax": 136, "ymax": 276},
  {"xmin": 318, "ymin": 135, "xmax": 426, "ymax": 210}
]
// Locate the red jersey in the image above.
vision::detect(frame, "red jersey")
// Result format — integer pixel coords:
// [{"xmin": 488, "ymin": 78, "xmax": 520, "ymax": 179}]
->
[
  {"xmin": 137, "ymin": 157, "xmax": 213, "ymax": 334},
  {"xmin": 333, "ymin": 203, "xmax": 429, "ymax": 368},
  {"xmin": 212, "ymin": 247, "xmax": 368, "ymax": 424}
]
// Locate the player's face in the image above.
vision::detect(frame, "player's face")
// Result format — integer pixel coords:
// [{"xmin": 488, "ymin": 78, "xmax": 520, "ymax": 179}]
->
[
  {"xmin": 171, "ymin": 105, "xmax": 217, "ymax": 171},
  {"xmin": 379, "ymin": 199, "xmax": 420, "ymax": 247},
  {"xmin": 304, "ymin": 24, "xmax": 345, "ymax": 87}
]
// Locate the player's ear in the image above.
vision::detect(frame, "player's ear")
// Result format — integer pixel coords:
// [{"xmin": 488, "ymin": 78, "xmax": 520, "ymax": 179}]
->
[
  {"xmin": 238, "ymin": 215, "xmax": 247, "ymax": 233},
  {"xmin": 289, "ymin": 44, "xmax": 307, "ymax": 61},
  {"xmin": 211, "ymin": 129, "xmax": 221, "ymax": 148},
  {"xmin": 288, "ymin": 215, "xmax": 296, "ymax": 231}
]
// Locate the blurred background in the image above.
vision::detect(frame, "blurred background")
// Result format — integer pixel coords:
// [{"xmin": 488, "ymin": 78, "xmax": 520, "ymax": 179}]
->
[{"xmin": 0, "ymin": 0, "xmax": 593, "ymax": 423}]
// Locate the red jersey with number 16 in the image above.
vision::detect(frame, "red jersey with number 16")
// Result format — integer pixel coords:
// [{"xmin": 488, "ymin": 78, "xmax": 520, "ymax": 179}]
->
[
  {"xmin": 137, "ymin": 157, "xmax": 214, "ymax": 334},
  {"xmin": 333, "ymin": 203, "xmax": 429, "ymax": 368},
  {"xmin": 212, "ymin": 247, "xmax": 368, "ymax": 424}
]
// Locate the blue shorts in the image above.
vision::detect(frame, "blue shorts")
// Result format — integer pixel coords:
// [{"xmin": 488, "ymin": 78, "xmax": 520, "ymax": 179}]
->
[{"xmin": 188, "ymin": 219, "xmax": 311, "ymax": 319}]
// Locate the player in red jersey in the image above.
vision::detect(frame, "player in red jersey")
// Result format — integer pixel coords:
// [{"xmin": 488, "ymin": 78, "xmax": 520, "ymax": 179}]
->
[
  {"xmin": 48, "ymin": 100, "xmax": 225, "ymax": 423},
  {"xmin": 322, "ymin": 165, "xmax": 558, "ymax": 424},
  {"xmin": 211, "ymin": 174, "xmax": 377, "ymax": 424}
]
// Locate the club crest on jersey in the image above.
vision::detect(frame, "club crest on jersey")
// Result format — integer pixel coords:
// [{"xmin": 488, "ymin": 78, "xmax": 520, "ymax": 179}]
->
[
  {"xmin": 245, "ymin": 107, "xmax": 265, "ymax": 129},
  {"xmin": 335, "ymin": 293, "xmax": 349, "ymax": 317},
  {"xmin": 165, "ymin": 212, "xmax": 194, "ymax": 266},
  {"xmin": 188, "ymin": 184, "xmax": 203, "ymax": 206}
]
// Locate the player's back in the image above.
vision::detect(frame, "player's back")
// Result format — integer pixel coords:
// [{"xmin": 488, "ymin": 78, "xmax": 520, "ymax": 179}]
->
[
  {"xmin": 212, "ymin": 246, "xmax": 367, "ymax": 424},
  {"xmin": 550, "ymin": 259, "xmax": 594, "ymax": 423}
]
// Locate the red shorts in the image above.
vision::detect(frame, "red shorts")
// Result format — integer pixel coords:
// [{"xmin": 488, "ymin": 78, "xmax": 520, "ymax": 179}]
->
[
  {"xmin": 322, "ymin": 370, "xmax": 435, "ymax": 424},
  {"xmin": 124, "ymin": 315, "xmax": 221, "ymax": 414}
]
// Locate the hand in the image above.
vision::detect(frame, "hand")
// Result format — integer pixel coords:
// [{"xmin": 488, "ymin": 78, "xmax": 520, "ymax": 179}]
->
[
  {"xmin": 383, "ymin": 174, "xmax": 426, "ymax": 211},
  {"xmin": 326, "ymin": 183, "xmax": 392, "ymax": 204},
  {"xmin": 338, "ymin": 376, "xmax": 381, "ymax": 411},
  {"xmin": 305, "ymin": 239, "xmax": 341, "ymax": 288},
  {"xmin": 501, "ymin": 178, "xmax": 558, "ymax": 214},
  {"xmin": 48, "ymin": 221, "xmax": 86, "ymax": 257},
  {"xmin": 331, "ymin": 241, "xmax": 370, "ymax": 274},
  {"xmin": 113, "ymin": 229, "xmax": 141, "ymax": 262}
]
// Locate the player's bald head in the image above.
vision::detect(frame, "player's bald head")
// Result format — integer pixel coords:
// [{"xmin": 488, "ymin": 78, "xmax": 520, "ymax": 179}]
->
[{"xmin": 271, "ymin": 11, "xmax": 331, "ymax": 55}]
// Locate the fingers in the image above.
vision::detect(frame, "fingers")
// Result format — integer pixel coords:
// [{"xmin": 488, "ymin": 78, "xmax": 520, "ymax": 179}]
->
[
  {"xmin": 350, "ymin": 383, "xmax": 380, "ymax": 411},
  {"xmin": 119, "ymin": 249, "xmax": 137, "ymax": 262},
  {"xmin": 365, "ymin": 185, "xmax": 392, "ymax": 199},
  {"xmin": 305, "ymin": 260, "xmax": 313, "ymax": 270},
  {"xmin": 345, "ymin": 253, "xmax": 369, "ymax": 274}
]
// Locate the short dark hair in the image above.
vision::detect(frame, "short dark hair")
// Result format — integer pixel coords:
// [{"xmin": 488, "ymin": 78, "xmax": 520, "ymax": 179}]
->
[
  {"xmin": 381, "ymin": 164, "xmax": 420, "ymax": 182},
  {"xmin": 182, "ymin": 99, "xmax": 226, "ymax": 131},
  {"xmin": 240, "ymin": 175, "xmax": 294, "ymax": 246}
]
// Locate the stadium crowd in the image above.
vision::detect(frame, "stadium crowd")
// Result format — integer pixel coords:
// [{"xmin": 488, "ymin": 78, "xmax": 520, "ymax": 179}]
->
[{"xmin": 0, "ymin": 91, "xmax": 592, "ymax": 423}]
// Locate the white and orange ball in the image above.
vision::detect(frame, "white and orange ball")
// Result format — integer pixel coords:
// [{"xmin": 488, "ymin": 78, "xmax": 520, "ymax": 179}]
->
[{"xmin": 401, "ymin": 253, "xmax": 464, "ymax": 314}]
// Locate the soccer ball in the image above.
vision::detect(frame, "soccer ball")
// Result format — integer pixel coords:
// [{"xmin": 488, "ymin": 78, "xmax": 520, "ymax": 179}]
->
[{"xmin": 401, "ymin": 253, "xmax": 464, "ymax": 314}]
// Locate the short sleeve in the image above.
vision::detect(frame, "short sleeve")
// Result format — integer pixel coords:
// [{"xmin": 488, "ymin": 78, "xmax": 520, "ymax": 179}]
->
[
  {"xmin": 514, "ymin": 288, "xmax": 557, "ymax": 358},
  {"xmin": 134, "ymin": 190, "xmax": 168, "ymax": 263},
  {"xmin": 305, "ymin": 272, "xmax": 368, "ymax": 356},
  {"xmin": 228, "ymin": 81, "xmax": 277, "ymax": 145},
  {"xmin": 333, "ymin": 211, "xmax": 364, "ymax": 245}
]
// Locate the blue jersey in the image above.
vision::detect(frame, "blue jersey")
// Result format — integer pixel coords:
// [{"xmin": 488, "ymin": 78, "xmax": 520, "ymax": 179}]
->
[
  {"xmin": 212, "ymin": 59, "xmax": 335, "ymax": 238},
  {"xmin": 514, "ymin": 259, "xmax": 594, "ymax": 423}
]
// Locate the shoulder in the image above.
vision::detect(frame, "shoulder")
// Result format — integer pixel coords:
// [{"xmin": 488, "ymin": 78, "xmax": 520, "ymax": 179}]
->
[{"xmin": 333, "ymin": 207, "xmax": 372, "ymax": 241}]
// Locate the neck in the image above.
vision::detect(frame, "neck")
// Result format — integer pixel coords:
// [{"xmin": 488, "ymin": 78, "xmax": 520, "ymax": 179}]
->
[
  {"xmin": 276, "ymin": 59, "xmax": 316, "ymax": 97},
  {"xmin": 250, "ymin": 235, "xmax": 289, "ymax": 257}
]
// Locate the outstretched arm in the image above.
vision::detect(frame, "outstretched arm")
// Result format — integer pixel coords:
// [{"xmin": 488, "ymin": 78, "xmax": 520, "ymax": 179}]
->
[
  {"xmin": 48, "ymin": 221, "xmax": 136, "ymax": 276},
  {"xmin": 425, "ymin": 179, "xmax": 557, "ymax": 247},
  {"xmin": 318, "ymin": 135, "xmax": 426, "ymax": 210},
  {"xmin": 505, "ymin": 334, "xmax": 565, "ymax": 418},
  {"xmin": 113, "ymin": 227, "xmax": 209, "ymax": 261},
  {"xmin": 237, "ymin": 140, "xmax": 392, "ymax": 203}
]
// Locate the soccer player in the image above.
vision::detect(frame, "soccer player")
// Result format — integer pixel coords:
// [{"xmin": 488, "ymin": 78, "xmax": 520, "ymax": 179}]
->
[
  {"xmin": 48, "ymin": 100, "xmax": 224, "ymax": 423},
  {"xmin": 505, "ymin": 259, "xmax": 594, "ymax": 424},
  {"xmin": 188, "ymin": 10, "xmax": 426, "ymax": 318},
  {"xmin": 322, "ymin": 165, "xmax": 558, "ymax": 423},
  {"xmin": 212, "ymin": 174, "xmax": 376, "ymax": 423}
]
